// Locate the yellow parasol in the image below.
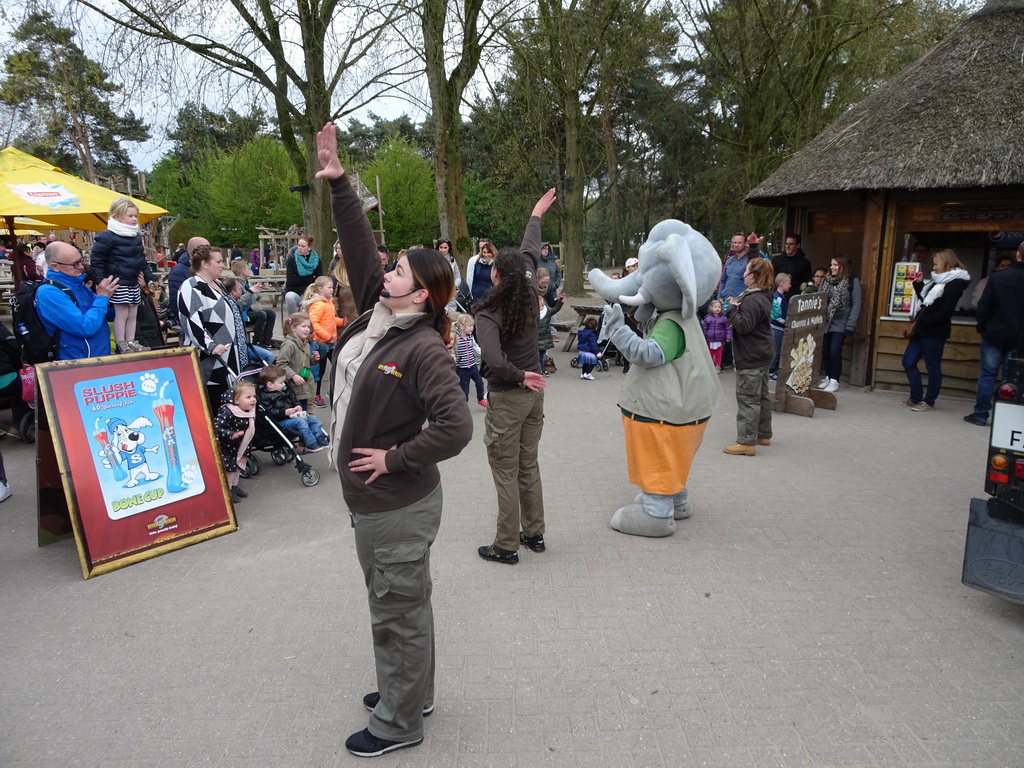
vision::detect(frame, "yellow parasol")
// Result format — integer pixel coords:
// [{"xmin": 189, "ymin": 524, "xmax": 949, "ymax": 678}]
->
[
  {"xmin": 0, "ymin": 216, "xmax": 65, "ymax": 236},
  {"xmin": 0, "ymin": 147, "xmax": 166, "ymax": 232}
]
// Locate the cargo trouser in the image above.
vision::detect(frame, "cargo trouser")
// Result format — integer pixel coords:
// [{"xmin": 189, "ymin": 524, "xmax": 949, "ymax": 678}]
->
[
  {"xmin": 352, "ymin": 483, "xmax": 442, "ymax": 742},
  {"xmin": 484, "ymin": 387, "xmax": 545, "ymax": 551},
  {"xmin": 734, "ymin": 366, "xmax": 772, "ymax": 445}
]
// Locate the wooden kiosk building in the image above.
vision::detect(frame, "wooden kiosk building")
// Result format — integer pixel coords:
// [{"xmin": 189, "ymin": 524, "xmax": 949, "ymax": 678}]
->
[{"xmin": 745, "ymin": 0, "xmax": 1024, "ymax": 396}]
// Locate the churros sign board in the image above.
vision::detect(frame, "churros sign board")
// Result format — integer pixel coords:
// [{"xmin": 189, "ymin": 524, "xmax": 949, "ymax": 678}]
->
[
  {"xmin": 771, "ymin": 292, "xmax": 833, "ymax": 417},
  {"xmin": 36, "ymin": 349, "xmax": 236, "ymax": 578}
]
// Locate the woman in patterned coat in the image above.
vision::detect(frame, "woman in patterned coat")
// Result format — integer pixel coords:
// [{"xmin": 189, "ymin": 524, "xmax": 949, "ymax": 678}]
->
[{"xmin": 177, "ymin": 244, "xmax": 243, "ymax": 409}]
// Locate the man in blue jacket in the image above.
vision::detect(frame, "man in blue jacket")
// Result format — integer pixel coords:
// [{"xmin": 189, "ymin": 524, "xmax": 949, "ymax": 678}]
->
[
  {"xmin": 37, "ymin": 242, "xmax": 118, "ymax": 360},
  {"xmin": 716, "ymin": 232, "xmax": 763, "ymax": 369}
]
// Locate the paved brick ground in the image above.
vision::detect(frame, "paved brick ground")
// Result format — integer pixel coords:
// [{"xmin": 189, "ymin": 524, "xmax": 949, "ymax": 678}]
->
[{"xmin": 2, "ymin": 331, "xmax": 1023, "ymax": 767}]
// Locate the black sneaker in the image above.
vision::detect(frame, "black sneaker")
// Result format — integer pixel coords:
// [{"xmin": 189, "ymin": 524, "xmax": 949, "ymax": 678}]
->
[
  {"xmin": 963, "ymin": 413, "xmax": 988, "ymax": 426},
  {"xmin": 478, "ymin": 544, "xmax": 519, "ymax": 564},
  {"xmin": 230, "ymin": 487, "xmax": 244, "ymax": 503},
  {"xmin": 362, "ymin": 691, "xmax": 433, "ymax": 716},
  {"xmin": 345, "ymin": 728, "xmax": 422, "ymax": 758},
  {"xmin": 520, "ymin": 532, "xmax": 545, "ymax": 552},
  {"xmin": 233, "ymin": 484, "xmax": 249, "ymax": 499}
]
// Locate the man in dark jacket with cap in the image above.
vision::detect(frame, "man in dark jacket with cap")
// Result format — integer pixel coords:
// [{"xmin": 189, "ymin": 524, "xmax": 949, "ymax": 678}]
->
[
  {"xmin": 771, "ymin": 234, "xmax": 812, "ymax": 303},
  {"xmin": 965, "ymin": 243, "xmax": 1024, "ymax": 426}
]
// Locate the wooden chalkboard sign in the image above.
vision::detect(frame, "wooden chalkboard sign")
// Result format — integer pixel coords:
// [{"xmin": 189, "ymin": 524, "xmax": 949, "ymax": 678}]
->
[{"xmin": 772, "ymin": 292, "xmax": 837, "ymax": 416}]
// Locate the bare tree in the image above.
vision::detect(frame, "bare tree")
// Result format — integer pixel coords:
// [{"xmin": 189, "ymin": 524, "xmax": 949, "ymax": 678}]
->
[
  {"xmin": 505, "ymin": 0, "xmax": 662, "ymax": 292},
  {"xmin": 416, "ymin": 0, "xmax": 529, "ymax": 261},
  {"xmin": 76, "ymin": 0, "xmax": 419, "ymax": 254},
  {"xmin": 422, "ymin": 0, "xmax": 486, "ymax": 262}
]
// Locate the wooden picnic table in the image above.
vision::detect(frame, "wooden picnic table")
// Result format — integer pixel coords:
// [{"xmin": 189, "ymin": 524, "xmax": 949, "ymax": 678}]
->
[
  {"xmin": 251, "ymin": 275, "xmax": 286, "ymax": 323},
  {"xmin": 562, "ymin": 302, "xmax": 606, "ymax": 352}
]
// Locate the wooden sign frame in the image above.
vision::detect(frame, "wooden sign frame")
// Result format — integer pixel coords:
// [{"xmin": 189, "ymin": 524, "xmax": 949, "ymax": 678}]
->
[{"xmin": 35, "ymin": 348, "xmax": 236, "ymax": 578}]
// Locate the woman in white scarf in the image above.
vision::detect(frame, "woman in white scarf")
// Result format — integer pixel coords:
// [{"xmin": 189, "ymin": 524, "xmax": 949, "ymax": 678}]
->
[{"xmin": 902, "ymin": 249, "xmax": 971, "ymax": 411}]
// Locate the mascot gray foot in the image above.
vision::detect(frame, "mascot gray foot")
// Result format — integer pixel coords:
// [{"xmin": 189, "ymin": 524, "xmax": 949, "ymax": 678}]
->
[
  {"xmin": 610, "ymin": 504, "xmax": 676, "ymax": 537},
  {"xmin": 633, "ymin": 488, "xmax": 692, "ymax": 520}
]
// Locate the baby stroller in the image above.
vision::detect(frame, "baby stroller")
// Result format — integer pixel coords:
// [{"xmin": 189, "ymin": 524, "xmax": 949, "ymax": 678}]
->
[
  {"xmin": 0, "ymin": 324, "xmax": 36, "ymax": 443},
  {"xmin": 454, "ymin": 278, "xmax": 472, "ymax": 314},
  {"xmin": 231, "ymin": 365, "xmax": 322, "ymax": 487}
]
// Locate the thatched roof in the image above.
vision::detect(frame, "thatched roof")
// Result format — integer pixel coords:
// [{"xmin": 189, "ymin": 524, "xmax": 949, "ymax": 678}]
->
[{"xmin": 746, "ymin": 0, "xmax": 1024, "ymax": 205}]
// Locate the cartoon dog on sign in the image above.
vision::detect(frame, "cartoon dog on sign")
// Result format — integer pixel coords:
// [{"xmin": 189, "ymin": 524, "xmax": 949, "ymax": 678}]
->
[{"xmin": 102, "ymin": 417, "xmax": 161, "ymax": 488}]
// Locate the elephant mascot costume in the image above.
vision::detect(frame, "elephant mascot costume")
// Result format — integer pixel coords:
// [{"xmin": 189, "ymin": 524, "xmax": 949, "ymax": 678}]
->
[{"xmin": 589, "ymin": 220, "xmax": 725, "ymax": 537}]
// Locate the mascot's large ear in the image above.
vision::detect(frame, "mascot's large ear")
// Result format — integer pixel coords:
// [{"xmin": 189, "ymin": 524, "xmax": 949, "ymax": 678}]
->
[{"xmin": 658, "ymin": 234, "xmax": 698, "ymax": 319}]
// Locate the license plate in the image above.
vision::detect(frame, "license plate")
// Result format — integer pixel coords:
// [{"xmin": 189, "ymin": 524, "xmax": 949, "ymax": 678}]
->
[{"xmin": 992, "ymin": 402, "xmax": 1024, "ymax": 453}]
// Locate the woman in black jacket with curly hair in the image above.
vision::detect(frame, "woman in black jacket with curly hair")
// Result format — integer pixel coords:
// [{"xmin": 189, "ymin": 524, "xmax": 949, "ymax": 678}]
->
[{"xmin": 474, "ymin": 189, "xmax": 556, "ymax": 565}]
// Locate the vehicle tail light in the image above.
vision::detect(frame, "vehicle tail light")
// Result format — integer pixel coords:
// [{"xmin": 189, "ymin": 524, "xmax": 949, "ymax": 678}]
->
[
  {"xmin": 989, "ymin": 471, "xmax": 1010, "ymax": 484},
  {"xmin": 1016, "ymin": 460, "xmax": 1024, "ymax": 480},
  {"xmin": 996, "ymin": 382, "xmax": 1019, "ymax": 401}
]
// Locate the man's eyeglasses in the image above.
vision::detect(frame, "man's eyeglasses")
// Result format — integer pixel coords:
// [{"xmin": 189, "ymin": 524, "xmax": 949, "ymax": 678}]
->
[{"xmin": 54, "ymin": 259, "xmax": 84, "ymax": 268}]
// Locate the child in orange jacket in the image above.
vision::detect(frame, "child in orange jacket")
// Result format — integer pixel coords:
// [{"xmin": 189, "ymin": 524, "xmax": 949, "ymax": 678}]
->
[{"xmin": 303, "ymin": 276, "xmax": 347, "ymax": 407}]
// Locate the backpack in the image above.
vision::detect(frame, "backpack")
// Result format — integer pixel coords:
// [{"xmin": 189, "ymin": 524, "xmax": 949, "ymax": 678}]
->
[{"xmin": 9, "ymin": 280, "xmax": 77, "ymax": 364}]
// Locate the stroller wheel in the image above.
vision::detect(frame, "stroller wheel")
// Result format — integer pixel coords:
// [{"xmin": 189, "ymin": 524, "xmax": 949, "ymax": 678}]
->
[
  {"xmin": 570, "ymin": 357, "xmax": 579, "ymax": 368},
  {"xmin": 248, "ymin": 454, "xmax": 261, "ymax": 476},
  {"xmin": 239, "ymin": 463, "xmax": 251, "ymax": 479},
  {"xmin": 301, "ymin": 468, "xmax": 320, "ymax": 487},
  {"xmin": 20, "ymin": 412, "xmax": 35, "ymax": 444},
  {"xmin": 271, "ymin": 447, "xmax": 291, "ymax": 465},
  {"xmin": 600, "ymin": 358, "xmax": 609, "ymax": 371}
]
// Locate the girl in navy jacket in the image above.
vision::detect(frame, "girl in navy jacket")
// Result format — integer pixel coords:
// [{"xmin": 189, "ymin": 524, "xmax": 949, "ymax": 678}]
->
[
  {"xmin": 90, "ymin": 197, "xmax": 155, "ymax": 354},
  {"xmin": 577, "ymin": 316, "xmax": 601, "ymax": 380}
]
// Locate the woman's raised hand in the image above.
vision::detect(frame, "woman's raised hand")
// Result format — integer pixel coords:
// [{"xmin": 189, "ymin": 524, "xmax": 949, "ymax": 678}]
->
[
  {"xmin": 315, "ymin": 122, "xmax": 345, "ymax": 180},
  {"xmin": 532, "ymin": 188, "xmax": 557, "ymax": 218}
]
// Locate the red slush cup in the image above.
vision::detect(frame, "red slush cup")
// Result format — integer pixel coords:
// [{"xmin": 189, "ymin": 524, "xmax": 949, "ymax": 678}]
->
[{"xmin": 153, "ymin": 399, "xmax": 186, "ymax": 492}]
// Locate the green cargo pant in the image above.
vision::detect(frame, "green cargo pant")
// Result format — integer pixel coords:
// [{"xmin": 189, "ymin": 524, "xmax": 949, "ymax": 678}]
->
[
  {"xmin": 353, "ymin": 483, "xmax": 442, "ymax": 742},
  {"xmin": 484, "ymin": 387, "xmax": 546, "ymax": 551}
]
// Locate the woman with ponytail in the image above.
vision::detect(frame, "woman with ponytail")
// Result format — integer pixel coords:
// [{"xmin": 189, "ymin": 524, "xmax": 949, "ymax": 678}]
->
[
  {"xmin": 315, "ymin": 123, "xmax": 472, "ymax": 759},
  {"xmin": 473, "ymin": 189, "xmax": 556, "ymax": 566}
]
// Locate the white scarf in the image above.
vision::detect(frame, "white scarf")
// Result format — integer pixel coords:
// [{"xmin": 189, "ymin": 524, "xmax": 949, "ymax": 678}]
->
[
  {"xmin": 108, "ymin": 218, "xmax": 140, "ymax": 238},
  {"xmin": 921, "ymin": 268, "xmax": 970, "ymax": 307}
]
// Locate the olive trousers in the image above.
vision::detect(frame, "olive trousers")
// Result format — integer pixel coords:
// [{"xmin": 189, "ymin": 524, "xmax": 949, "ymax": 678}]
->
[
  {"xmin": 484, "ymin": 387, "xmax": 546, "ymax": 551},
  {"xmin": 352, "ymin": 483, "xmax": 442, "ymax": 742}
]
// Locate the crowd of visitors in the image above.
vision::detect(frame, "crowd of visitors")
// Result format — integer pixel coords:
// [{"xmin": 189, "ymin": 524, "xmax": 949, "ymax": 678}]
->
[{"xmin": 0, "ymin": 163, "xmax": 1018, "ymax": 752}]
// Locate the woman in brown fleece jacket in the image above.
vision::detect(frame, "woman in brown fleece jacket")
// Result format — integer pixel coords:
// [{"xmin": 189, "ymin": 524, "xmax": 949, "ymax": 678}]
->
[
  {"xmin": 474, "ymin": 189, "xmax": 556, "ymax": 565},
  {"xmin": 315, "ymin": 122, "xmax": 472, "ymax": 759}
]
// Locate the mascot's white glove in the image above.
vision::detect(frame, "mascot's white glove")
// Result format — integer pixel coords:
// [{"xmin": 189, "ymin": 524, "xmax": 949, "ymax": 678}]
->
[
  {"xmin": 602, "ymin": 303, "xmax": 665, "ymax": 369},
  {"xmin": 602, "ymin": 302, "xmax": 625, "ymax": 336}
]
